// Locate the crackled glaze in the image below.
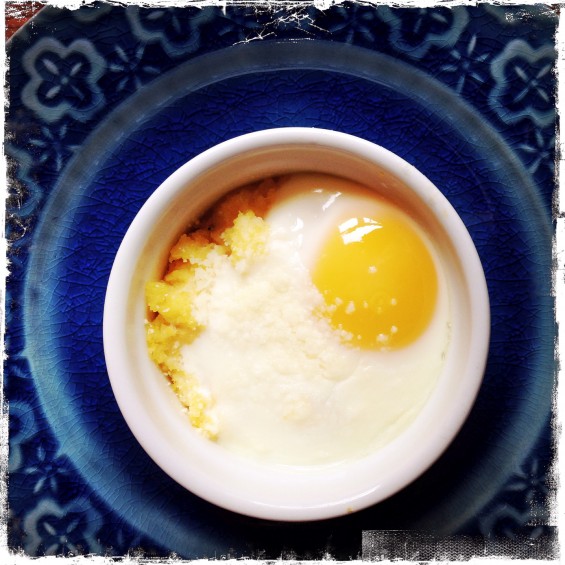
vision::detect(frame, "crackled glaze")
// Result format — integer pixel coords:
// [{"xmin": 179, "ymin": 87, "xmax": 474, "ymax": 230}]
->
[{"xmin": 6, "ymin": 3, "xmax": 556, "ymax": 559}]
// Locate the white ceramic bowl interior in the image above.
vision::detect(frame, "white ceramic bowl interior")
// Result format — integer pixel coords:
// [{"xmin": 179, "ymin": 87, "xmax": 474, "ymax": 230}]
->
[{"xmin": 103, "ymin": 127, "xmax": 490, "ymax": 521}]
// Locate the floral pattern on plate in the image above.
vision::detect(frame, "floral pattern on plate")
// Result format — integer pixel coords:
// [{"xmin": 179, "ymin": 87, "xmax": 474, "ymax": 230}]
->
[{"xmin": 6, "ymin": 3, "xmax": 556, "ymax": 559}]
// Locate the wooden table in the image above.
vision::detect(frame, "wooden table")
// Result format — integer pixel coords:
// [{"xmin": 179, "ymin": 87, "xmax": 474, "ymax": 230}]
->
[{"xmin": 6, "ymin": 1, "xmax": 44, "ymax": 41}]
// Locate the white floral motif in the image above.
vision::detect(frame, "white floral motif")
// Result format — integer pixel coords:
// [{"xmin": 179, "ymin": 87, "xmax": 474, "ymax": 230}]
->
[
  {"xmin": 29, "ymin": 124, "xmax": 79, "ymax": 173},
  {"xmin": 489, "ymin": 39, "xmax": 555, "ymax": 126},
  {"xmin": 23, "ymin": 497, "xmax": 103, "ymax": 556},
  {"xmin": 126, "ymin": 6, "xmax": 218, "ymax": 58},
  {"xmin": 23, "ymin": 443, "xmax": 70, "ymax": 494},
  {"xmin": 505, "ymin": 457, "xmax": 550, "ymax": 506},
  {"xmin": 22, "ymin": 37, "xmax": 106, "ymax": 124},
  {"xmin": 320, "ymin": 6, "xmax": 379, "ymax": 44},
  {"xmin": 9, "ymin": 400, "xmax": 38, "ymax": 472},
  {"xmin": 479, "ymin": 457, "xmax": 552, "ymax": 539},
  {"xmin": 108, "ymin": 44, "xmax": 160, "ymax": 92},
  {"xmin": 479, "ymin": 504, "xmax": 537, "ymax": 539},
  {"xmin": 518, "ymin": 129, "xmax": 555, "ymax": 174},
  {"xmin": 379, "ymin": 7, "xmax": 469, "ymax": 59},
  {"xmin": 440, "ymin": 34, "xmax": 489, "ymax": 94}
]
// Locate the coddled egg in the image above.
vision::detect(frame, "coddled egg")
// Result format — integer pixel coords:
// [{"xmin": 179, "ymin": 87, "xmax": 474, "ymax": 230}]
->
[
  {"xmin": 266, "ymin": 173, "xmax": 441, "ymax": 351},
  {"xmin": 180, "ymin": 172, "xmax": 451, "ymax": 465}
]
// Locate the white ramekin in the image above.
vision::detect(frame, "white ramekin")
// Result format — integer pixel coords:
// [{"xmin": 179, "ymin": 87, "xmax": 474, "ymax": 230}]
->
[{"xmin": 103, "ymin": 127, "xmax": 489, "ymax": 521}]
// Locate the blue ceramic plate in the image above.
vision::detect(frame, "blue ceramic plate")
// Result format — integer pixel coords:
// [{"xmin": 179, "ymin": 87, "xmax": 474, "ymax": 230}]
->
[{"xmin": 6, "ymin": 3, "xmax": 556, "ymax": 559}]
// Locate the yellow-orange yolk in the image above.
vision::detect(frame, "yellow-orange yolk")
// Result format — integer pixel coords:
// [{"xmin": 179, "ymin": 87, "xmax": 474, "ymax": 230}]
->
[{"xmin": 312, "ymin": 210, "xmax": 438, "ymax": 350}]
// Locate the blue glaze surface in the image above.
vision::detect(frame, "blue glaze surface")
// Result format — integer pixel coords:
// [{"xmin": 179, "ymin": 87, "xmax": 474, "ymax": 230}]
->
[{"xmin": 6, "ymin": 3, "xmax": 556, "ymax": 558}]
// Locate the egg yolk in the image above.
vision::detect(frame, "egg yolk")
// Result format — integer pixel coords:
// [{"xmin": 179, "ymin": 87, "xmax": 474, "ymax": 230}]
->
[{"xmin": 312, "ymin": 211, "xmax": 438, "ymax": 350}]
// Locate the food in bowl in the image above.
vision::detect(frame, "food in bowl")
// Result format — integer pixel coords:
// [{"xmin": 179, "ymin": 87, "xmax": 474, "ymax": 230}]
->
[
  {"xmin": 104, "ymin": 127, "xmax": 489, "ymax": 520},
  {"xmin": 145, "ymin": 172, "xmax": 451, "ymax": 465}
]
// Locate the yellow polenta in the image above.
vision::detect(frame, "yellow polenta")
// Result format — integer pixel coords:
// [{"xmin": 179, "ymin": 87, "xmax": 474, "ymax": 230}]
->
[{"xmin": 145, "ymin": 180, "xmax": 277, "ymax": 438}]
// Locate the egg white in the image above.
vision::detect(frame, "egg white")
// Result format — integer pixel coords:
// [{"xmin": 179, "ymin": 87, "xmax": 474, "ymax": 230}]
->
[{"xmin": 180, "ymin": 175, "xmax": 451, "ymax": 466}]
